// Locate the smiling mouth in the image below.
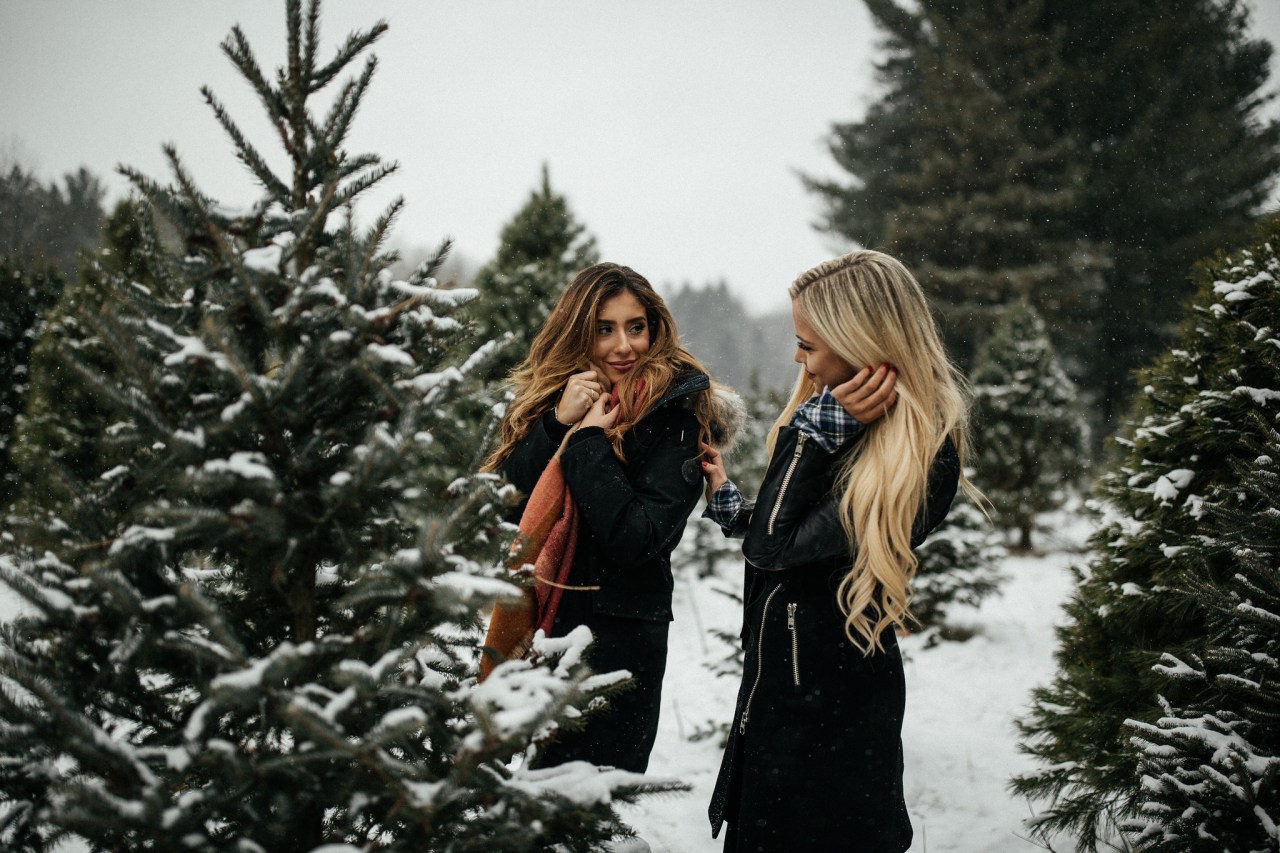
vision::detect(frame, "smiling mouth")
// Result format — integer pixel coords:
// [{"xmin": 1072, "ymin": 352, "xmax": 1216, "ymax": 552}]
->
[{"xmin": 609, "ymin": 361, "xmax": 635, "ymax": 372}]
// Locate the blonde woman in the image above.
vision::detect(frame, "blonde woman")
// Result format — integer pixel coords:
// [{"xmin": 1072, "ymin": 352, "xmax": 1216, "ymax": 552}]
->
[
  {"xmin": 484, "ymin": 262, "xmax": 739, "ymax": 774},
  {"xmin": 701, "ymin": 250, "xmax": 970, "ymax": 851}
]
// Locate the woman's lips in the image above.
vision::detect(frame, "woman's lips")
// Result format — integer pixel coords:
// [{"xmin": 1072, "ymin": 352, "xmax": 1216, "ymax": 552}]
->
[{"xmin": 609, "ymin": 360, "xmax": 635, "ymax": 372}]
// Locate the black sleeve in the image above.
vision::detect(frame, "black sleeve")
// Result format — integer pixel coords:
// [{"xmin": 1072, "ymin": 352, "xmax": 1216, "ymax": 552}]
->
[
  {"xmin": 558, "ymin": 411, "xmax": 703, "ymax": 571},
  {"xmin": 911, "ymin": 436, "xmax": 960, "ymax": 547},
  {"xmin": 741, "ymin": 427, "xmax": 849, "ymax": 571},
  {"xmin": 499, "ymin": 409, "xmax": 572, "ymax": 498},
  {"xmin": 743, "ymin": 428, "xmax": 961, "ymax": 571}
]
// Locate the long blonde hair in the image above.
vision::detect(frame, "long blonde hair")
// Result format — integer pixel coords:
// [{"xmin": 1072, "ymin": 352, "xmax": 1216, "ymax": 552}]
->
[
  {"xmin": 769, "ymin": 250, "xmax": 976, "ymax": 654},
  {"xmin": 483, "ymin": 262, "xmax": 711, "ymax": 470}
]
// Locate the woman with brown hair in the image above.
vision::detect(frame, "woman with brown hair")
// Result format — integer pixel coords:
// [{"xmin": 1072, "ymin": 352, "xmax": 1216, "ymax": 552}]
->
[{"xmin": 482, "ymin": 261, "xmax": 739, "ymax": 773}]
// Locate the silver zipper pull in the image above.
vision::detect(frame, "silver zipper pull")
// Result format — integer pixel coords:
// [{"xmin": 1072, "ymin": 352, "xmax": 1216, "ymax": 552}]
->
[
  {"xmin": 739, "ymin": 711, "xmax": 749, "ymax": 734},
  {"xmin": 787, "ymin": 602, "xmax": 796, "ymax": 629}
]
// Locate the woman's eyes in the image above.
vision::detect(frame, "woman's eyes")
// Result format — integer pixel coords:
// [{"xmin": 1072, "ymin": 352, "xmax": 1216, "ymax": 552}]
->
[
  {"xmin": 598, "ymin": 323, "xmax": 647, "ymax": 335},
  {"xmin": 796, "ymin": 342, "xmax": 813, "ymax": 352}
]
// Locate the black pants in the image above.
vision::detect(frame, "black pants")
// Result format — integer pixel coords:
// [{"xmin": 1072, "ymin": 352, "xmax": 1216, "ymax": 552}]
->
[{"xmin": 534, "ymin": 593, "xmax": 670, "ymax": 773}]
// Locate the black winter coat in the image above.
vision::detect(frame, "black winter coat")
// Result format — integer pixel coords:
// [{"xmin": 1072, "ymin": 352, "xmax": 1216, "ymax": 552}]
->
[
  {"xmin": 709, "ymin": 424, "xmax": 960, "ymax": 852},
  {"xmin": 500, "ymin": 370, "xmax": 710, "ymax": 772}
]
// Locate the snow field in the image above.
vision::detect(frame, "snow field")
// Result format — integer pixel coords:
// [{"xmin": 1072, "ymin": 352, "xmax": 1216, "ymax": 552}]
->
[{"xmin": 621, "ymin": 549, "xmax": 1083, "ymax": 853}]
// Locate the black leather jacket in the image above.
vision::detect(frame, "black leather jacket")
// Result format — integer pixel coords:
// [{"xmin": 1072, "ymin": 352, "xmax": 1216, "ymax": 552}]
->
[{"xmin": 708, "ymin": 423, "xmax": 960, "ymax": 848}]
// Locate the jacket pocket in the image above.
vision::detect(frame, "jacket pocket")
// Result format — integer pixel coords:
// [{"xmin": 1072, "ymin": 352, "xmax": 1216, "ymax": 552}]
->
[{"xmin": 787, "ymin": 601, "xmax": 801, "ymax": 689}]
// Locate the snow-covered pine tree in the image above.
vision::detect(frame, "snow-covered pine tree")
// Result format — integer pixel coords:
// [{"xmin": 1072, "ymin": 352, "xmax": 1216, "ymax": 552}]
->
[
  {"xmin": 1124, "ymin": 426, "xmax": 1280, "ymax": 851},
  {"xmin": 0, "ymin": 4, "xmax": 673, "ymax": 850},
  {"xmin": 8, "ymin": 200, "xmax": 149, "ymax": 529},
  {"xmin": 1012, "ymin": 218, "xmax": 1280, "ymax": 851},
  {"xmin": 971, "ymin": 298, "xmax": 1088, "ymax": 551},
  {"xmin": 0, "ymin": 257, "xmax": 67, "ymax": 511},
  {"xmin": 910, "ymin": 493, "xmax": 1006, "ymax": 640},
  {"xmin": 468, "ymin": 164, "xmax": 598, "ymax": 383}
]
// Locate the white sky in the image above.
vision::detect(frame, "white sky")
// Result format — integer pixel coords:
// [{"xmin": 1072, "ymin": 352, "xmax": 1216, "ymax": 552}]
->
[{"xmin": 3, "ymin": 1, "xmax": 1279, "ymax": 315}]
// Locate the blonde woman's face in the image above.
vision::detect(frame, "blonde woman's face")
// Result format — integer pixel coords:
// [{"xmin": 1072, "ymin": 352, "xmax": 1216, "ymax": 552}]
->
[
  {"xmin": 792, "ymin": 301, "xmax": 857, "ymax": 393},
  {"xmin": 594, "ymin": 291, "xmax": 651, "ymax": 386}
]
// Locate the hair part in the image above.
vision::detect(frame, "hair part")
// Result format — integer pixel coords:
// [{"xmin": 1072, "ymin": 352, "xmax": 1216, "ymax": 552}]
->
[
  {"xmin": 769, "ymin": 250, "xmax": 980, "ymax": 654},
  {"xmin": 483, "ymin": 262, "xmax": 712, "ymax": 470}
]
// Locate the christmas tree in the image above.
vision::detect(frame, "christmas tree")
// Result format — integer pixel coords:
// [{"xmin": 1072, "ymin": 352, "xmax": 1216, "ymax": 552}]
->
[
  {"xmin": 1012, "ymin": 218, "xmax": 1280, "ymax": 850},
  {"xmin": 468, "ymin": 164, "xmax": 598, "ymax": 383},
  {"xmin": 970, "ymin": 298, "xmax": 1087, "ymax": 550},
  {"xmin": 0, "ymin": 4, "xmax": 673, "ymax": 849},
  {"xmin": 1124, "ymin": 428, "xmax": 1280, "ymax": 851},
  {"xmin": 806, "ymin": 0, "xmax": 1107, "ymax": 367},
  {"xmin": 910, "ymin": 494, "xmax": 1005, "ymax": 639}
]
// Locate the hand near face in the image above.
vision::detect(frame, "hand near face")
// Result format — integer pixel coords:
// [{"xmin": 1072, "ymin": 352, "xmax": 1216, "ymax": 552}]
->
[
  {"xmin": 578, "ymin": 389, "xmax": 621, "ymax": 432},
  {"xmin": 832, "ymin": 364, "xmax": 898, "ymax": 425},
  {"xmin": 555, "ymin": 371, "xmax": 604, "ymax": 425},
  {"xmin": 700, "ymin": 441, "xmax": 728, "ymax": 501}
]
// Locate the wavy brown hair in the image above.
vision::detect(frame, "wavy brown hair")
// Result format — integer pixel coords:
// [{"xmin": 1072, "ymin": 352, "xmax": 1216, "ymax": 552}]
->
[{"xmin": 483, "ymin": 262, "xmax": 712, "ymax": 470}]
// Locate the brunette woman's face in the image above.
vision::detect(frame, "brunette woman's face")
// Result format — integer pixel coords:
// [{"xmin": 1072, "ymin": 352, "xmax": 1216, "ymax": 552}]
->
[
  {"xmin": 594, "ymin": 291, "xmax": 651, "ymax": 386},
  {"xmin": 792, "ymin": 302, "xmax": 856, "ymax": 392}
]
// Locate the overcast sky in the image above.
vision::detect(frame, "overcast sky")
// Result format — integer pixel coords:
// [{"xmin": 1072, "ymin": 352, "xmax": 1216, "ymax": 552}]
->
[{"xmin": 3, "ymin": 2, "xmax": 1279, "ymax": 315}]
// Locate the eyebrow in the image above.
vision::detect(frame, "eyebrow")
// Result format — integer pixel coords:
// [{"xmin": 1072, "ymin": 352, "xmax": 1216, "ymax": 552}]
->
[{"xmin": 600, "ymin": 315, "xmax": 648, "ymax": 324}]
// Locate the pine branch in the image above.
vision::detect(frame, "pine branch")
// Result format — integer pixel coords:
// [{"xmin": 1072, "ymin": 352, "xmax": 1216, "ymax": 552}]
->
[{"xmin": 201, "ymin": 86, "xmax": 291, "ymax": 200}]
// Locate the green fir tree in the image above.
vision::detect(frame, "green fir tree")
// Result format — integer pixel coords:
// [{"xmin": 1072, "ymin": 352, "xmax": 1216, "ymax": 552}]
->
[
  {"xmin": 806, "ymin": 0, "xmax": 1106, "ymax": 367},
  {"xmin": 1012, "ymin": 219, "xmax": 1280, "ymax": 850},
  {"xmin": 0, "ymin": 258, "xmax": 66, "ymax": 510},
  {"xmin": 468, "ymin": 164, "xmax": 598, "ymax": 383},
  {"xmin": 0, "ymin": 4, "xmax": 673, "ymax": 850},
  {"xmin": 910, "ymin": 494, "xmax": 1005, "ymax": 639},
  {"xmin": 1041, "ymin": 0, "xmax": 1280, "ymax": 427},
  {"xmin": 808, "ymin": 0, "xmax": 1278, "ymax": 426},
  {"xmin": 1124, "ymin": 427, "xmax": 1280, "ymax": 851},
  {"xmin": 970, "ymin": 298, "xmax": 1087, "ymax": 550}
]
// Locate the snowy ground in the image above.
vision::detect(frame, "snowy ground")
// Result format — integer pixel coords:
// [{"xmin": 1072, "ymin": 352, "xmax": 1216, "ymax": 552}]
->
[
  {"xmin": 625, "ymin": 530, "xmax": 1088, "ymax": 853},
  {"xmin": 0, "ymin": 521, "xmax": 1091, "ymax": 853}
]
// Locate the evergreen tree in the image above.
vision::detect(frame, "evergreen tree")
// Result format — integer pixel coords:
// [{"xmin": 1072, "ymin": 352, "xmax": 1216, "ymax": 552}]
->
[
  {"xmin": 808, "ymin": 0, "xmax": 1278, "ymax": 424},
  {"xmin": 1011, "ymin": 218, "xmax": 1280, "ymax": 850},
  {"xmin": 0, "ymin": 4, "xmax": 671, "ymax": 849},
  {"xmin": 8, "ymin": 200, "xmax": 151, "ymax": 524},
  {"xmin": 910, "ymin": 494, "xmax": 1005, "ymax": 639},
  {"xmin": 0, "ymin": 163, "xmax": 106, "ymax": 276},
  {"xmin": 1042, "ymin": 0, "xmax": 1280, "ymax": 427},
  {"xmin": 0, "ymin": 257, "xmax": 66, "ymax": 510},
  {"xmin": 806, "ymin": 0, "xmax": 1107, "ymax": 367},
  {"xmin": 970, "ymin": 298, "xmax": 1087, "ymax": 550},
  {"xmin": 468, "ymin": 164, "xmax": 598, "ymax": 382},
  {"xmin": 1124, "ymin": 428, "xmax": 1280, "ymax": 851}
]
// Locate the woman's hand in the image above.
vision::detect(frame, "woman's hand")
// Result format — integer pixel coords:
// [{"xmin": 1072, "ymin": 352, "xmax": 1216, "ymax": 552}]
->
[
  {"xmin": 833, "ymin": 364, "xmax": 898, "ymax": 425},
  {"xmin": 555, "ymin": 370, "xmax": 604, "ymax": 425},
  {"xmin": 700, "ymin": 441, "xmax": 728, "ymax": 501},
  {"xmin": 578, "ymin": 389, "xmax": 621, "ymax": 431}
]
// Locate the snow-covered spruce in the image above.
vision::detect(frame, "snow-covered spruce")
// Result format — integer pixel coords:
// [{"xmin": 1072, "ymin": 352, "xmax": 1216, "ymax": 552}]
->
[
  {"xmin": 970, "ymin": 298, "xmax": 1088, "ymax": 552},
  {"xmin": 0, "ymin": 4, "xmax": 678, "ymax": 850},
  {"xmin": 1122, "ymin": 426, "xmax": 1280, "ymax": 852},
  {"xmin": 1013, "ymin": 218, "xmax": 1280, "ymax": 851}
]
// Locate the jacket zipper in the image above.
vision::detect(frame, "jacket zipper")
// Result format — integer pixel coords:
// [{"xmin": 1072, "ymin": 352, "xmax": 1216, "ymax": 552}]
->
[
  {"xmin": 787, "ymin": 602, "xmax": 800, "ymax": 687},
  {"xmin": 766, "ymin": 432, "xmax": 808, "ymax": 535},
  {"xmin": 739, "ymin": 584, "xmax": 781, "ymax": 734}
]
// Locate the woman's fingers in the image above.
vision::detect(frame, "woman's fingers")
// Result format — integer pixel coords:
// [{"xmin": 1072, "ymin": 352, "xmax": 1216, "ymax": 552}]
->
[
  {"xmin": 700, "ymin": 441, "xmax": 728, "ymax": 497},
  {"xmin": 557, "ymin": 371, "xmax": 605, "ymax": 424},
  {"xmin": 834, "ymin": 364, "xmax": 898, "ymax": 424},
  {"xmin": 578, "ymin": 389, "xmax": 620, "ymax": 431}
]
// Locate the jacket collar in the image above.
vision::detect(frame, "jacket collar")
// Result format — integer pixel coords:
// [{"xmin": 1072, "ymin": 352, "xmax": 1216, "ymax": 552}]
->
[{"xmin": 646, "ymin": 370, "xmax": 710, "ymax": 413}]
